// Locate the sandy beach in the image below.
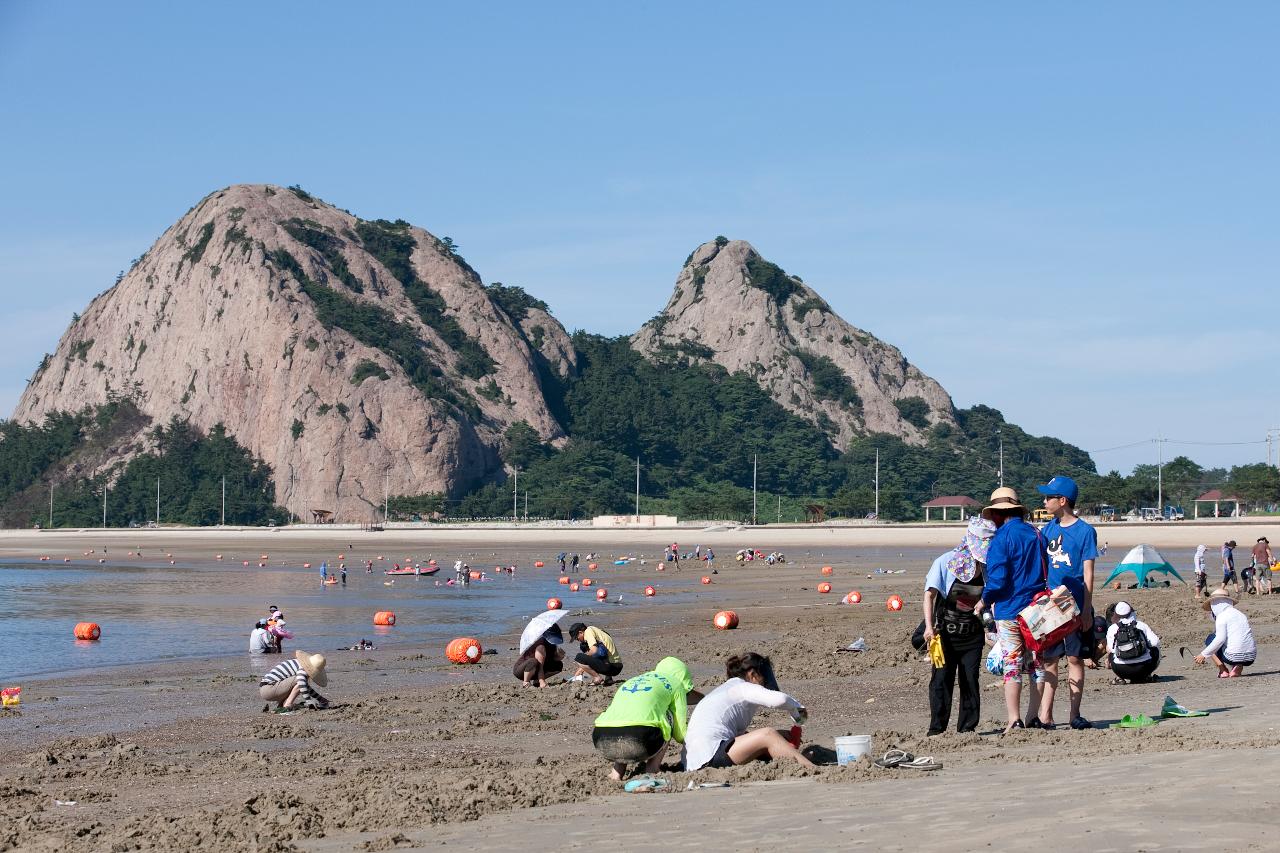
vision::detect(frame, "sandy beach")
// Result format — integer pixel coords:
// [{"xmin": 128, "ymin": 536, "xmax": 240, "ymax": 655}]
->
[{"xmin": 2, "ymin": 521, "xmax": 1278, "ymax": 851}]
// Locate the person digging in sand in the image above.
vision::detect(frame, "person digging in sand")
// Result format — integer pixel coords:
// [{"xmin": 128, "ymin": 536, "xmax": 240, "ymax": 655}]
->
[
  {"xmin": 683, "ymin": 652, "xmax": 814, "ymax": 771},
  {"xmin": 592, "ymin": 657, "xmax": 696, "ymax": 782},
  {"xmin": 513, "ymin": 624, "xmax": 564, "ymax": 688},
  {"xmin": 1195, "ymin": 589, "xmax": 1257, "ymax": 678},
  {"xmin": 567, "ymin": 622, "xmax": 623, "ymax": 685},
  {"xmin": 1105, "ymin": 602, "xmax": 1161, "ymax": 684},
  {"xmin": 259, "ymin": 650, "xmax": 329, "ymax": 710}
]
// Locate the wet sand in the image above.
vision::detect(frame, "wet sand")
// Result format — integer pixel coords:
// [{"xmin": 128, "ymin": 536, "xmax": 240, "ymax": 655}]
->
[{"xmin": 1, "ymin": 523, "xmax": 1277, "ymax": 851}]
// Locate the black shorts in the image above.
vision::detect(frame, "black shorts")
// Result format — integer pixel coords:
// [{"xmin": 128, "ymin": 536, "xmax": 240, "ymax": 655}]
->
[
  {"xmin": 1196, "ymin": 573, "xmax": 1208, "ymax": 591},
  {"xmin": 705, "ymin": 738, "xmax": 736, "ymax": 769},
  {"xmin": 1224, "ymin": 570, "xmax": 1237, "ymax": 584},
  {"xmin": 574, "ymin": 653, "xmax": 623, "ymax": 677},
  {"xmin": 592, "ymin": 725, "xmax": 666, "ymax": 763}
]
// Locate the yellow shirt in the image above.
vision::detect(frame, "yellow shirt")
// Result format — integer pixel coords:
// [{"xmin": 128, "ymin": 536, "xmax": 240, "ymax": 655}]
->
[{"xmin": 582, "ymin": 626, "xmax": 620, "ymax": 664}]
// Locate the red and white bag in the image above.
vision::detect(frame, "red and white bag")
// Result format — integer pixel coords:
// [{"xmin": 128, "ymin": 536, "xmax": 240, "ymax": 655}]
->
[{"xmin": 1015, "ymin": 531, "xmax": 1081, "ymax": 653}]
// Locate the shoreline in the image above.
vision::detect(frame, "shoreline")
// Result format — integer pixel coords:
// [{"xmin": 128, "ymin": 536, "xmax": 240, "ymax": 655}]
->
[{"xmin": 2, "ymin": 525, "xmax": 1279, "ymax": 850}]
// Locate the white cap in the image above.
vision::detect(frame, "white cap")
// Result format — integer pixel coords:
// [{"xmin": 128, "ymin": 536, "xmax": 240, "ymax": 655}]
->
[{"xmin": 1114, "ymin": 601, "xmax": 1133, "ymax": 618}]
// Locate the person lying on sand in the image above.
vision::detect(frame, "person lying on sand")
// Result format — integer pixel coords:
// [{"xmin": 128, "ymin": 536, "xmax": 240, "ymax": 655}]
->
[
  {"xmin": 259, "ymin": 651, "xmax": 329, "ymax": 710},
  {"xmin": 683, "ymin": 652, "xmax": 814, "ymax": 771},
  {"xmin": 567, "ymin": 622, "xmax": 623, "ymax": 685},
  {"xmin": 513, "ymin": 624, "xmax": 564, "ymax": 687},
  {"xmin": 1194, "ymin": 589, "xmax": 1257, "ymax": 678},
  {"xmin": 592, "ymin": 657, "xmax": 696, "ymax": 782}
]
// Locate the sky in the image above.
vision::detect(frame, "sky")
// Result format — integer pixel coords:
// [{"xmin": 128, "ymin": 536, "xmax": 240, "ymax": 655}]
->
[{"xmin": 1, "ymin": 2, "xmax": 1276, "ymax": 476}]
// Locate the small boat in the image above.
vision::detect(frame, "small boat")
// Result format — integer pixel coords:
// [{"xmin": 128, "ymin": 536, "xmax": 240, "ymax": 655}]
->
[{"xmin": 384, "ymin": 566, "xmax": 440, "ymax": 576}]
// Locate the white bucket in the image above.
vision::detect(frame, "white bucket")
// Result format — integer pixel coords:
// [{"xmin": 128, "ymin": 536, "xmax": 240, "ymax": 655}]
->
[{"xmin": 834, "ymin": 735, "xmax": 872, "ymax": 765}]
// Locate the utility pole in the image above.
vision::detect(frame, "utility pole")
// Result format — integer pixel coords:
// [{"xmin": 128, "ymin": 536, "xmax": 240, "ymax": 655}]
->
[
  {"xmin": 49, "ymin": 483, "xmax": 53, "ymax": 528},
  {"xmin": 1156, "ymin": 437, "xmax": 1166, "ymax": 515},
  {"xmin": 634, "ymin": 457, "xmax": 640, "ymax": 519},
  {"xmin": 998, "ymin": 436, "xmax": 1004, "ymax": 488},
  {"xmin": 383, "ymin": 471, "xmax": 389, "ymax": 523},
  {"xmin": 156, "ymin": 477, "xmax": 160, "ymax": 525},
  {"xmin": 524, "ymin": 490, "xmax": 528, "ymax": 519},
  {"xmin": 1268, "ymin": 428, "xmax": 1280, "ymax": 468},
  {"xmin": 221, "ymin": 476, "xmax": 226, "ymax": 526},
  {"xmin": 752, "ymin": 454, "xmax": 758, "ymax": 526},
  {"xmin": 513, "ymin": 467, "xmax": 519, "ymax": 522},
  {"xmin": 102, "ymin": 484, "xmax": 107, "ymax": 528},
  {"xmin": 874, "ymin": 448, "xmax": 880, "ymax": 519},
  {"xmin": 777, "ymin": 494, "xmax": 781, "ymax": 524}
]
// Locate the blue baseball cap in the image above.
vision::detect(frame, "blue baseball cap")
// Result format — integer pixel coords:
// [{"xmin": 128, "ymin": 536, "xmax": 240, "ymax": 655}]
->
[{"xmin": 1037, "ymin": 476, "xmax": 1079, "ymax": 503}]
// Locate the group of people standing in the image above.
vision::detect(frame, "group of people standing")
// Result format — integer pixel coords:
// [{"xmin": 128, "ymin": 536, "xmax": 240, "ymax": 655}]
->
[
  {"xmin": 248, "ymin": 605, "xmax": 293, "ymax": 654},
  {"xmin": 1203, "ymin": 537, "xmax": 1274, "ymax": 598},
  {"xmin": 927, "ymin": 475, "xmax": 1264, "ymax": 736}
]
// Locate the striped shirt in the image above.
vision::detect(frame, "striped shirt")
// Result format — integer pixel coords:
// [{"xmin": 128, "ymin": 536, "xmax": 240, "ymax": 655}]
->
[{"xmin": 259, "ymin": 659, "xmax": 316, "ymax": 702}]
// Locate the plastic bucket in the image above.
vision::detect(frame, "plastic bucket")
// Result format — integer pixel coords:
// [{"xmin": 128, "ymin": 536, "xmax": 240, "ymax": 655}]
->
[{"xmin": 834, "ymin": 735, "xmax": 872, "ymax": 766}]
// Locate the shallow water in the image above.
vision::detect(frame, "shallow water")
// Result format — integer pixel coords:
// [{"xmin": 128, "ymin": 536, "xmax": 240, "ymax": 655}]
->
[{"xmin": 0, "ymin": 556, "xmax": 709, "ymax": 680}]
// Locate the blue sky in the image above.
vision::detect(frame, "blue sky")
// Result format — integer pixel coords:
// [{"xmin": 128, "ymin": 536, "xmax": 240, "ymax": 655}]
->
[{"xmin": 1, "ymin": 2, "xmax": 1275, "ymax": 475}]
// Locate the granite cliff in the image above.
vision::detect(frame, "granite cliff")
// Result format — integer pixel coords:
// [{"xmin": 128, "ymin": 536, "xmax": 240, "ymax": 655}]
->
[{"xmin": 631, "ymin": 238, "xmax": 956, "ymax": 449}]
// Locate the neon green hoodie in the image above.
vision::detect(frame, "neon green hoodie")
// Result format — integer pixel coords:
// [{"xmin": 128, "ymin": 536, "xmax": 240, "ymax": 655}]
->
[{"xmin": 592, "ymin": 657, "xmax": 693, "ymax": 743}]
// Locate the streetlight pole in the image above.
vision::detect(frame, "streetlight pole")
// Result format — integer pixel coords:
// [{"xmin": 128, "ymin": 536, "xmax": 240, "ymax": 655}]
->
[
  {"xmin": 513, "ymin": 467, "xmax": 519, "ymax": 522},
  {"xmin": 156, "ymin": 477, "xmax": 160, "ymax": 525},
  {"xmin": 752, "ymin": 454, "xmax": 758, "ymax": 526},
  {"xmin": 634, "ymin": 457, "xmax": 640, "ymax": 519},
  {"xmin": 221, "ymin": 475, "xmax": 226, "ymax": 526},
  {"xmin": 874, "ymin": 448, "xmax": 880, "ymax": 519},
  {"xmin": 102, "ymin": 484, "xmax": 107, "ymax": 528},
  {"xmin": 1156, "ymin": 437, "xmax": 1166, "ymax": 515}
]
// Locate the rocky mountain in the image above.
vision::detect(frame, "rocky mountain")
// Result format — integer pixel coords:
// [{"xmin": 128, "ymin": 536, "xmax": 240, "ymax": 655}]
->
[
  {"xmin": 14, "ymin": 184, "xmax": 575, "ymax": 519},
  {"xmin": 631, "ymin": 238, "xmax": 956, "ymax": 450}
]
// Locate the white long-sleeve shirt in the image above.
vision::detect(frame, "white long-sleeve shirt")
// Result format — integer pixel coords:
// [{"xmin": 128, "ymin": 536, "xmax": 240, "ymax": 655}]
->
[
  {"xmin": 1200, "ymin": 603, "xmax": 1257, "ymax": 662},
  {"xmin": 249, "ymin": 627, "xmax": 273, "ymax": 653},
  {"xmin": 1105, "ymin": 618, "xmax": 1159, "ymax": 665},
  {"xmin": 684, "ymin": 678, "xmax": 802, "ymax": 770}
]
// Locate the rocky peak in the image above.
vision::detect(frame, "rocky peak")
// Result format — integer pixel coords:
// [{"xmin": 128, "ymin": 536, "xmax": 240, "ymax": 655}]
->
[
  {"xmin": 631, "ymin": 238, "xmax": 955, "ymax": 449},
  {"xmin": 14, "ymin": 184, "xmax": 575, "ymax": 518}
]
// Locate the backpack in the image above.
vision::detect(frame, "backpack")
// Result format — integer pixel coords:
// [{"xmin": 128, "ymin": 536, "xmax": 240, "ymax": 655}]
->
[{"xmin": 1113, "ymin": 620, "xmax": 1150, "ymax": 662}]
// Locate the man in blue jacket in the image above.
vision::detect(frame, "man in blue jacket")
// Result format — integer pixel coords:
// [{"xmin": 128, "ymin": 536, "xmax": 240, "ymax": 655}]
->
[{"xmin": 980, "ymin": 487, "xmax": 1049, "ymax": 734}]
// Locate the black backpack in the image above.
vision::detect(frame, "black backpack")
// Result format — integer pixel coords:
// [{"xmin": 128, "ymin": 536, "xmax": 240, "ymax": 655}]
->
[{"xmin": 1113, "ymin": 620, "xmax": 1150, "ymax": 662}]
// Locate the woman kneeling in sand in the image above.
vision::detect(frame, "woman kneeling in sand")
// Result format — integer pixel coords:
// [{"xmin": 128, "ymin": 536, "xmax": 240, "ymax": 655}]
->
[
  {"xmin": 683, "ymin": 652, "xmax": 814, "ymax": 771},
  {"xmin": 592, "ymin": 657, "xmax": 695, "ymax": 781}
]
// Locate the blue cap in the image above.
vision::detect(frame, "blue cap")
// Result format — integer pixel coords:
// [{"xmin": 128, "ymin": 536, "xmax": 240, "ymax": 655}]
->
[{"xmin": 1037, "ymin": 476, "xmax": 1079, "ymax": 503}]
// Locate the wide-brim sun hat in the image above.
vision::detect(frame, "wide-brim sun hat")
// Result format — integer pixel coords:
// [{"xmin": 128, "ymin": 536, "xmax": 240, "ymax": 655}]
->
[
  {"xmin": 981, "ymin": 487, "xmax": 1025, "ymax": 520},
  {"xmin": 1202, "ymin": 588, "xmax": 1236, "ymax": 612},
  {"xmin": 295, "ymin": 650, "xmax": 328, "ymax": 686}
]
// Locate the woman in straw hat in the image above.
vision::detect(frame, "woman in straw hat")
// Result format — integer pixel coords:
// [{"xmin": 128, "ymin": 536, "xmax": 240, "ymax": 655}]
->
[
  {"xmin": 979, "ymin": 487, "xmax": 1053, "ymax": 733},
  {"xmin": 259, "ymin": 650, "xmax": 330, "ymax": 710},
  {"xmin": 1194, "ymin": 589, "xmax": 1256, "ymax": 678}
]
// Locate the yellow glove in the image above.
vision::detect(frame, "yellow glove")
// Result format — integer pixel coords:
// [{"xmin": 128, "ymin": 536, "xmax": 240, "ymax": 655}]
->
[{"xmin": 928, "ymin": 634, "xmax": 946, "ymax": 669}]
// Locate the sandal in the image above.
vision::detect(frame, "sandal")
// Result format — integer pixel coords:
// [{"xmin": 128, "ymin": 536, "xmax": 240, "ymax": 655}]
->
[
  {"xmin": 1002, "ymin": 720, "xmax": 1025, "ymax": 735},
  {"xmin": 900, "ymin": 756, "xmax": 943, "ymax": 771},
  {"xmin": 873, "ymin": 748, "xmax": 912, "ymax": 768}
]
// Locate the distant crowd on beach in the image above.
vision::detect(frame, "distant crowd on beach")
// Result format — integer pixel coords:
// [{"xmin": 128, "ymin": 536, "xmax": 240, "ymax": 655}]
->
[{"xmin": 241, "ymin": 472, "xmax": 1272, "ymax": 782}]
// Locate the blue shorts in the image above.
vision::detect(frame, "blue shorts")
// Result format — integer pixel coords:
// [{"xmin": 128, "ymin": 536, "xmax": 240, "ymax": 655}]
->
[{"xmin": 1041, "ymin": 629, "xmax": 1084, "ymax": 662}]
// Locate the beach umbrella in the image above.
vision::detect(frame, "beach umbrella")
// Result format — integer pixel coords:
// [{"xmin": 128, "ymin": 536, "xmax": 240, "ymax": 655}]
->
[
  {"xmin": 1103, "ymin": 544, "xmax": 1186, "ymax": 587},
  {"xmin": 519, "ymin": 609, "xmax": 567, "ymax": 654}
]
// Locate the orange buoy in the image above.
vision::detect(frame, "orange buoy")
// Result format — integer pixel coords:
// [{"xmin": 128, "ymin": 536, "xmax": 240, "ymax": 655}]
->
[
  {"xmin": 446, "ymin": 637, "xmax": 483, "ymax": 664},
  {"xmin": 713, "ymin": 611, "xmax": 739, "ymax": 630},
  {"xmin": 534, "ymin": 561, "xmax": 545, "ymax": 568},
  {"xmin": 701, "ymin": 576, "xmax": 712, "ymax": 585},
  {"xmin": 373, "ymin": 611, "xmax": 396, "ymax": 626},
  {"xmin": 559, "ymin": 576, "xmax": 571, "ymax": 585},
  {"xmin": 303, "ymin": 562, "xmax": 312, "ymax": 569},
  {"xmin": 588, "ymin": 562, "xmax": 599, "ymax": 571},
  {"xmin": 260, "ymin": 554, "xmax": 269, "ymax": 560},
  {"xmin": 821, "ymin": 566, "xmax": 834, "ymax": 576},
  {"xmin": 569, "ymin": 583, "xmax": 580, "ymax": 592},
  {"xmin": 817, "ymin": 582, "xmax": 832, "ymax": 594},
  {"xmin": 377, "ymin": 555, "xmax": 384, "ymax": 560},
  {"xmin": 74, "ymin": 622, "xmax": 101, "ymax": 641},
  {"xmin": 657, "ymin": 562, "xmax": 665, "ymax": 571},
  {"xmin": 844, "ymin": 590, "xmax": 862, "ymax": 604},
  {"xmin": 546, "ymin": 597, "xmax": 563, "ymax": 610},
  {"xmin": 337, "ymin": 554, "xmax": 344, "ymax": 559},
  {"xmin": 596, "ymin": 588, "xmax": 608, "ymax": 601},
  {"xmin": 469, "ymin": 570, "xmax": 482, "ymax": 580},
  {"xmin": 243, "ymin": 560, "xmax": 250, "ymax": 566},
  {"xmin": 886, "ymin": 595, "xmax": 904, "ymax": 612},
  {"xmin": 582, "ymin": 578, "xmax": 593, "ymax": 587},
  {"xmin": 644, "ymin": 585, "xmax": 656, "ymax": 597}
]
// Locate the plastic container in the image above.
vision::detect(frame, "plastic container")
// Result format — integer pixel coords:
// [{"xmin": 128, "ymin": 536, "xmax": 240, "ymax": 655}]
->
[{"xmin": 834, "ymin": 735, "xmax": 872, "ymax": 765}]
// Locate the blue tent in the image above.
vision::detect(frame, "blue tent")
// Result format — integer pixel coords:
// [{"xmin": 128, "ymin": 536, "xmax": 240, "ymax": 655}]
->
[{"xmin": 1103, "ymin": 544, "xmax": 1185, "ymax": 587}]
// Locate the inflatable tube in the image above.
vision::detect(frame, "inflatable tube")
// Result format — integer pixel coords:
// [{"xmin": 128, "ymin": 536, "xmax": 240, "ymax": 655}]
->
[
  {"xmin": 373, "ymin": 611, "xmax": 397, "ymax": 626},
  {"xmin": 546, "ymin": 597, "xmax": 562, "ymax": 610}
]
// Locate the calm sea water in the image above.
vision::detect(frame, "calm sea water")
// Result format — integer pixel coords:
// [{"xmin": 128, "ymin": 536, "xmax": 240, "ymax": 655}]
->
[{"xmin": 0, "ymin": 559, "xmax": 692, "ymax": 680}]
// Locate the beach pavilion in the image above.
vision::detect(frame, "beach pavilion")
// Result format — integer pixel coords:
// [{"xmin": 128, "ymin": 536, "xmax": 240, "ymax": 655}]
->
[
  {"xmin": 1192, "ymin": 489, "xmax": 1245, "ymax": 518},
  {"xmin": 922, "ymin": 495, "xmax": 979, "ymax": 522}
]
